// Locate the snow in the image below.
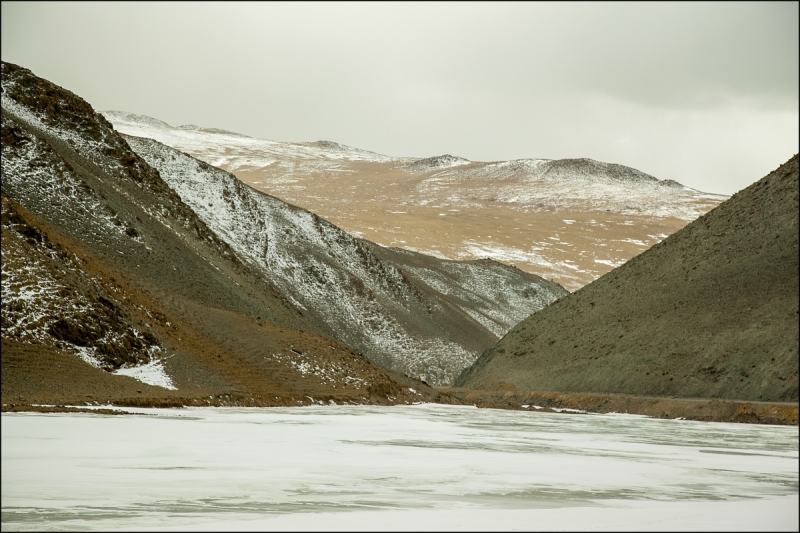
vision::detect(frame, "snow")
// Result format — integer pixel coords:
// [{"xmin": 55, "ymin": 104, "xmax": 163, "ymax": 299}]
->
[
  {"xmin": 270, "ymin": 352, "xmax": 367, "ymax": 388},
  {"xmin": 397, "ymin": 256, "xmax": 563, "ymax": 337},
  {"xmin": 103, "ymin": 111, "xmax": 396, "ymax": 165},
  {"xmin": 113, "ymin": 356, "xmax": 176, "ymax": 390},
  {"xmin": 620, "ymin": 238, "xmax": 648, "ymax": 246},
  {"xmin": 417, "ymin": 157, "xmax": 728, "ymax": 221},
  {"xmin": 2, "ymin": 405, "xmax": 797, "ymax": 531},
  {"xmin": 405, "ymin": 154, "xmax": 471, "ymax": 171},
  {"xmin": 457, "ymin": 241, "xmax": 594, "ymax": 291},
  {"xmin": 595, "ymin": 258, "xmax": 627, "ymax": 267}
]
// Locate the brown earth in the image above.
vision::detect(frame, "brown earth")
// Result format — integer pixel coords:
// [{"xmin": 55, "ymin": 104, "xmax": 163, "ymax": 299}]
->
[
  {"xmin": 235, "ymin": 161, "xmax": 700, "ymax": 291},
  {"xmin": 441, "ymin": 388, "xmax": 799, "ymax": 425},
  {"xmin": 456, "ymin": 155, "xmax": 799, "ymax": 403}
]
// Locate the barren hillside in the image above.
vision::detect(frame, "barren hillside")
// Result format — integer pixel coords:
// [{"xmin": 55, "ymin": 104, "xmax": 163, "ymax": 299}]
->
[
  {"xmin": 456, "ymin": 155, "xmax": 799, "ymax": 402},
  {"xmin": 123, "ymin": 135, "xmax": 566, "ymax": 385},
  {"xmin": 1, "ymin": 61, "xmax": 428, "ymax": 406}
]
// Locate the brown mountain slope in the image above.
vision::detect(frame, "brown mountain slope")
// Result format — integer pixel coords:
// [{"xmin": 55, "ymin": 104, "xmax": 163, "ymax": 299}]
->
[{"xmin": 455, "ymin": 155, "xmax": 799, "ymax": 402}]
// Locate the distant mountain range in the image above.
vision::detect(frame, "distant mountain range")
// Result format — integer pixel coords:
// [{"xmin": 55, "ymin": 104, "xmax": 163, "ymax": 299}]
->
[{"xmin": 104, "ymin": 111, "xmax": 727, "ymax": 290}]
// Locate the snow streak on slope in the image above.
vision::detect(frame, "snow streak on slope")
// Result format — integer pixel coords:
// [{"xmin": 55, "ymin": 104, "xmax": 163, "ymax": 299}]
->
[
  {"xmin": 103, "ymin": 111, "xmax": 396, "ymax": 170},
  {"xmin": 370, "ymin": 247, "xmax": 565, "ymax": 338},
  {"xmin": 125, "ymin": 138, "xmax": 464, "ymax": 385},
  {"xmin": 405, "ymin": 154, "xmax": 471, "ymax": 171},
  {"xmin": 424, "ymin": 157, "xmax": 727, "ymax": 221}
]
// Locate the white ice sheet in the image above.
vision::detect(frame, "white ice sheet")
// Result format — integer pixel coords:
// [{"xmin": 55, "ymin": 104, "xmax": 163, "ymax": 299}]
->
[{"xmin": 2, "ymin": 405, "xmax": 797, "ymax": 531}]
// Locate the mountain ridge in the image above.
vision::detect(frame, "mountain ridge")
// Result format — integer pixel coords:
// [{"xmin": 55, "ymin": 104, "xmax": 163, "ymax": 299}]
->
[
  {"xmin": 103, "ymin": 110, "xmax": 726, "ymax": 290},
  {"xmin": 122, "ymin": 134, "xmax": 566, "ymax": 385}
]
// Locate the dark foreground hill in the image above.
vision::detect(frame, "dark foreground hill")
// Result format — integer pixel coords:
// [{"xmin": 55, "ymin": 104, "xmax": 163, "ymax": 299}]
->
[
  {"xmin": 456, "ymin": 155, "xmax": 799, "ymax": 402},
  {"xmin": 1, "ymin": 62, "xmax": 423, "ymax": 407}
]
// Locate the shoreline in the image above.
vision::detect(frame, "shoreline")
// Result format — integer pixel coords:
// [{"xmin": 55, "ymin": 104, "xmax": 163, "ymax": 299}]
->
[
  {"xmin": 3, "ymin": 389, "xmax": 798, "ymax": 426},
  {"xmin": 439, "ymin": 388, "xmax": 799, "ymax": 425}
]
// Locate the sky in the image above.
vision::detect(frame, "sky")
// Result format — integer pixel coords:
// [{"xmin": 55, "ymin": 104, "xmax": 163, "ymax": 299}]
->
[{"xmin": 2, "ymin": 2, "xmax": 798, "ymax": 195}]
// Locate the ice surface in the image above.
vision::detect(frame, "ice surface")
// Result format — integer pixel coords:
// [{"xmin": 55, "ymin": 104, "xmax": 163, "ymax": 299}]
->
[{"xmin": 2, "ymin": 405, "xmax": 797, "ymax": 531}]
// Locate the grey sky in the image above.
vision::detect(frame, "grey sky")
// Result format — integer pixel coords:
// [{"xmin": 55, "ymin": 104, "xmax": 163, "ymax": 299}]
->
[{"xmin": 2, "ymin": 2, "xmax": 797, "ymax": 194}]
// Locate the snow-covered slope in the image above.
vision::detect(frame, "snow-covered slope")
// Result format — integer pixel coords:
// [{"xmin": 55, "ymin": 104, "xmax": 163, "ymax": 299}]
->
[
  {"xmin": 104, "ymin": 112, "xmax": 727, "ymax": 290},
  {"xmin": 126, "ymin": 135, "xmax": 566, "ymax": 385},
  {"xmin": 422, "ymin": 157, "xmax": 722, "ymax": 220},
  {"xmin": 103, "ymin": 111, "xmax": 396, "ymax": 172}
]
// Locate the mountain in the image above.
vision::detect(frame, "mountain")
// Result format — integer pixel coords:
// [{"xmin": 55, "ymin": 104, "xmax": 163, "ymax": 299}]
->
[
  {"xmin": 455, "ymin": 155, "xmax": 799, "ymax": 402},
  {"xmin": 121, "ymin": 135, "xmax": 566, "ymax": 386},
  {"xmin": 1, "ymin": 61, "xmax": 564, "ymax": 409},
  {"xmin": 104, "ymin": 111, "xmax": 727, "ymax": 290}
]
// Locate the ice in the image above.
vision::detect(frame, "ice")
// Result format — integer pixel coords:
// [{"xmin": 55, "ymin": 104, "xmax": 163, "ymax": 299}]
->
[{"xmin": 2, "ymin": 405, "xmax": 797, "ymax": 531}]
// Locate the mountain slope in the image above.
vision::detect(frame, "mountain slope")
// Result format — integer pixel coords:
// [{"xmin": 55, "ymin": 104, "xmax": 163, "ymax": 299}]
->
[
  {"xmin": 455, "ymin": 155, "xmax": 799, "ymax": 402},
  {"xmin": 124, "ymin": 135, "xmax": 566, "ymax": 385},
  {"xmin": 104, "ymin": 111, "xmax": 726, "ymax": 290},
  {"xmin": 0, "ymin": 61, "xmax": 434, "ymax": 405}
]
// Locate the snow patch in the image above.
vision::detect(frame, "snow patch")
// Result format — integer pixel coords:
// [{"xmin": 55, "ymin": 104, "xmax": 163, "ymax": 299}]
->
[{"xmin": 114, "ymin": 357, "xmax": 177, "ymax": 390}]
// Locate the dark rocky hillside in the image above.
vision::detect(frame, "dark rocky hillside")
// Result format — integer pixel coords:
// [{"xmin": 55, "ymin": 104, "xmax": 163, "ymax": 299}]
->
[
  {"xmin": 2, "ymin": 61, "xmax": 430, "ymax": 406},
  {"xmin": 456, "ymin": 155, "xmax": 799, "ymax": 402}
]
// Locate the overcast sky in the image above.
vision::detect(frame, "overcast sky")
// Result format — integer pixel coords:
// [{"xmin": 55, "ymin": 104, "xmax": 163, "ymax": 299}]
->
[{"xmin": 2, "ymin": 2, "xmax": 798, "ymax": 194}]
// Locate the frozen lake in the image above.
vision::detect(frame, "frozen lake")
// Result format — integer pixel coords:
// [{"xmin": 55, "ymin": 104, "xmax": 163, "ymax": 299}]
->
[{"xmin": 2, "ymin": 404, "xmax": 798, "ymax": 531}]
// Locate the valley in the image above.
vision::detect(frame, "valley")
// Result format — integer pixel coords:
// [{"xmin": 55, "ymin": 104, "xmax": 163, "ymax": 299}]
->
[{"xmin": 1, "ymin": 61, "xmax": 796, "ymax": 422}]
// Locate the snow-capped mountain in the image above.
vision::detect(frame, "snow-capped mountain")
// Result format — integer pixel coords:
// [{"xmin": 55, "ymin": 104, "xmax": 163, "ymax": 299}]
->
[{"xmin": 104, "ymin": 111, "xmax": 727, "ymax": 290}]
